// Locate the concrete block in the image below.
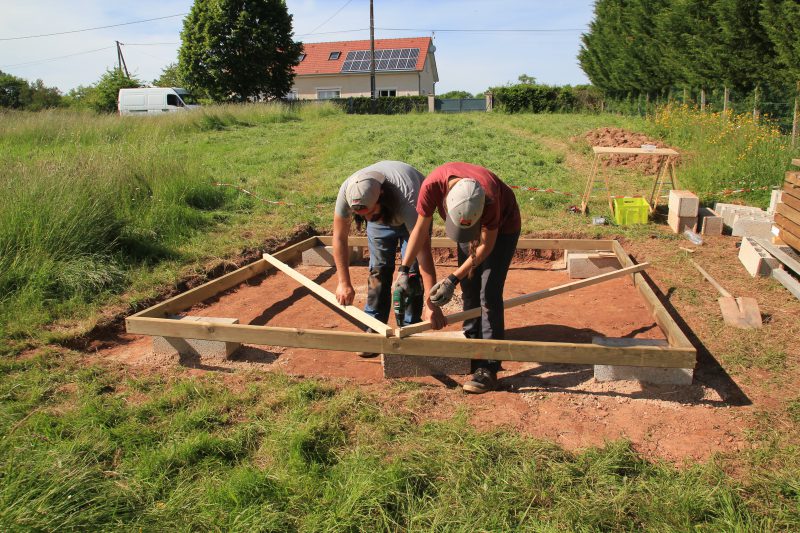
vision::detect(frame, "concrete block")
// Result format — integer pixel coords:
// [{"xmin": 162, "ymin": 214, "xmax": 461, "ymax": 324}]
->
[
  {"xmin": 768, "ymin": 189, "xmax": 784, "ymax": 215},
  {"xmin": 698, "ymin": 207, "xmax": 723, "ymax": 236},
  {"xmin": 739, "ymin": 237, "xmax": 779, "ymax": 277},
  {"xmin": 667, "ymin": 210, "xmax": 697, "ymax": 233},
  {"xmin": 382, "ymin": 331, "xmax": 471, "ymax": 378},
  {"xmin": 731, "ymin": 217, "xmax": 774, "ymax": 238},
  {"xmin": 668, "ymin": 190, "xmax": 699, "ymax": 217},
  {"xmin": 301, "ymin": 245, "xmax": 361, "ymax": 267},
  {"xmin": 566, "ymin": 250, "xmax": 621, "ymax": 279},
  {"xmin": 714, "ymin": 203, "xmax": 766, "ymax": 227},
  {"xmin": 153, "ymin": 316, "xmax": 240, "ymax": 362},
  {"xmin": 592, "ymin": 337, "xmax": 694, "ymax": 385}
]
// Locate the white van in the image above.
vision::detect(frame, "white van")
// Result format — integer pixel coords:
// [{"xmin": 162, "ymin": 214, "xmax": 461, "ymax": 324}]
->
[{"xmin": 118, "ymin": 87, "xmax": 200, "ymax": 115}]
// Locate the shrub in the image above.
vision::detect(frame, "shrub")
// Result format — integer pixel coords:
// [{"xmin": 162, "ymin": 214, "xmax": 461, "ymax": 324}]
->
[{"xmin": 328, "ymin": 96, "xmax": 427, "ymax": 114}]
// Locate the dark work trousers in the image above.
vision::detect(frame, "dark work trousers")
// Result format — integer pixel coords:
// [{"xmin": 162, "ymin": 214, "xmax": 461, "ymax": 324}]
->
[
  {"xmin": 364, "ymin": 220, "xmax": 422, "ymax": 327},
  {"xmin": 457, "ymin": 231, "xmax": 520, "ymax": 373}
]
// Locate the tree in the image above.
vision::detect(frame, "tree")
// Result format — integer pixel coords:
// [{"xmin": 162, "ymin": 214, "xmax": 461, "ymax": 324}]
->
[
  {"xmin": 439, "ymin": 90, "xmax": 474, "ymax": 99},
  {"xmin": 152, "ymin": 62, "xmax": 186, "ymax": 88},
  {"xmin": 89, "ymin": 69, "xmax": 141, "ymax": 113},
  {"xmin": 762, "ymin": 0, "xmax": 800, "ymax": 81},
  {"xmin": 0, "ymin": 70, "xmax": 30, "ymax": 109},
  {"xmin": 517, "ymin": 74, "xmax": 536, "ymax": 85},
  {"xmin": 179, "ymin": 0, "xmax": 302, "ymax": 102},
  {"xmin": 27, "ymin": 79, "xmax": 62, "ymax": 111},
  {"xmin": 63, "ymin": 85, "xmax": 97, "ymax": 109}
]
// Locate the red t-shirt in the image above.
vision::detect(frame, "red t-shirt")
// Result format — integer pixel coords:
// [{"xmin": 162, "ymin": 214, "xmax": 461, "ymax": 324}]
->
[{"xmin": 417, "ymin": 162, "xmax": 521, "ymax": 234}]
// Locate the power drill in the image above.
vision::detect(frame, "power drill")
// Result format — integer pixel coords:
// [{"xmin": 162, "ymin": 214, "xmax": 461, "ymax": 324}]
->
[{"xmin": 392, "ymin": 272, "xmax": 422, "ymax": 327}]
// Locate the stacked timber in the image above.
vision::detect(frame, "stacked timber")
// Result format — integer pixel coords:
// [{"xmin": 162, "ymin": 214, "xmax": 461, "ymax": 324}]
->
[{"xmin": 776, "ymin": 171, "xmax": 800, "ymax": 252}]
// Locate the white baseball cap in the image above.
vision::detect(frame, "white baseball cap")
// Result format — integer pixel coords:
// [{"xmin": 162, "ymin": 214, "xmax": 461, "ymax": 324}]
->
[
  {"xmin": 445, "ymin": 179, "xmax": 485, "ymax": 242},
  {"xmin": 345, "ymin": 171, "xmax": 385, "ymax": 210}
]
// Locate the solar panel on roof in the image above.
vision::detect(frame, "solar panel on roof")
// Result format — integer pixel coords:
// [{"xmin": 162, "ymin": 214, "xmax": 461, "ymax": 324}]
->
[{"xmin": 340, "ymin": 48, "xmax": 420, "ymax": 73}]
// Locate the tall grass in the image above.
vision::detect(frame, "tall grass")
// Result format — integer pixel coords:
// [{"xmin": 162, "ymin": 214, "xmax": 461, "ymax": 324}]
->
[
  {"xmin": 0, "ymin": 354, "xmax": 791, "ymax": 531},
  {"xmin": 648, "ymin": 103, "xmax": 797, "ymax": 207},
  {"xmin": 0, "ymin": 103, "xmax": 336, "ymax": 338}
]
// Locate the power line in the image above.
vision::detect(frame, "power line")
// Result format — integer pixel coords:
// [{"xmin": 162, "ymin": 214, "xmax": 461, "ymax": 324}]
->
[
  {"xmin": 306, "ymin": 0, "xmax": 354, "ymax": 35},
  {"xmin": 1, "ymin": 46, "xmax": 114, "ymax": 69},
  {"xmin": 121, "ymin": 42, "xmax": 179, "ymax": 46},
  {"xmin": 0, "ymin": 13, "xmax": 187, "ymax": 41},
  {"xmin": 378, "ymin": 27, "xmax": 587, "ymax": 33}
]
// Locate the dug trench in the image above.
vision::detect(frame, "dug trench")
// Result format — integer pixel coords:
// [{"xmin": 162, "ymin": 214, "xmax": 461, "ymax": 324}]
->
[{"xmin": 93, "ymin": 242, "xmax": 749, "ymax": 464}]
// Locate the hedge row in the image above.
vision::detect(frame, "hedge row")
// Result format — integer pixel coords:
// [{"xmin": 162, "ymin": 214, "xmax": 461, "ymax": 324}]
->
[
  {"xmin": 329, "ymin": 96, "xmax": 428, "ymax": 114},
  {"xmin": 490, "ymin": 85, "xmax": 604, "ymax": 114}
]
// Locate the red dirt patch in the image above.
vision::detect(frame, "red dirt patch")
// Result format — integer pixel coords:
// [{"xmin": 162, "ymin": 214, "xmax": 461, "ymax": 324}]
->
[
  {"xmin": 95, "ymin": 254, "xmax": 749, "ymax": 463},
  {"xmin": 579, "ymin": 127, "xmax": 680, "ymax": 174}
]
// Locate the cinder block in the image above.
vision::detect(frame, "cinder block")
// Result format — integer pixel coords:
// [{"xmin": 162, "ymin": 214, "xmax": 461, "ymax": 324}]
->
[
  {"xmin": 592, "ymin": 337, "xmax": 694, "ymax": 385},
  {"xmin": 731, "ymin": 217, "xmax": 774, "ymax": 238},
  {"xmin": 698, "ymin": 207, "xmax": 723, "ymax": 236},
  {"xmin": 301, "ymin": 245, "xmax": 361, "ymax": 267},
  {"xmin": 738, "ymin": 237, "xmax": 779, "ymax": 277},
  {"xmin": 668, "ymin": 190, "xmax": 699, "ymax": 217},
  {"xmin": 714, "ymin": 203, "xmax": 767, "ymax": 227},
  {"xmin": 382, "ymin": 331, "xmax": 471, "ymax": 378},
  {"xmin": 667, "ymin": 211, "xmax": 697, "ymax": 233},
  {"xmin": 566, "ymin": 250, "xmax": 621, "ymax": 279},
  {"xmin": 153, "ymin": 316, "xmax": 240, "ymax": 362},
  {"xmin": 768, "ymin": 189, "xmax": 784, "ymax": 215}
]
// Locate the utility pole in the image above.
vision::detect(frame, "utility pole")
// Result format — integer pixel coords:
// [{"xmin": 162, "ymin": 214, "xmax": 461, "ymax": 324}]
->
[
  {"xmin": 370, "ymin": 0, "xmax": 376, "ymax": 111},
  {"xmin": 116, "ymin": 41, "xmax": 130, "ymax": 78}
]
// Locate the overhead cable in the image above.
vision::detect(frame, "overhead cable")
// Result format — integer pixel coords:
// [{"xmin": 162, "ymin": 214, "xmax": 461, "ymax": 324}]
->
[
  {"xmin": 1, "ymin": 46, "xmax": 114, "ymax": 69},
  {"xmin": 0, "ymin": 13, "xmax": 187, "ymax": 41}
]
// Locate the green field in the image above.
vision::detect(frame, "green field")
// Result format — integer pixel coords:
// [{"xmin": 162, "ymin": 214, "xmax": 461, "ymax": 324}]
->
[{"xmin": 1, "ymin": 105, "xmax": 799, "ymax": 530}]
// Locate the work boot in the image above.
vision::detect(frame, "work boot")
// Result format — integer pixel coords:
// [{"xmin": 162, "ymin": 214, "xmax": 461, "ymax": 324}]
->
[
  {"xmin": 462, "ymin": 367, "xmax": 498, "ymax": 394},
  {"xmin": 356, "ymin": 351, "xmax": 379, "ymax": 358}
]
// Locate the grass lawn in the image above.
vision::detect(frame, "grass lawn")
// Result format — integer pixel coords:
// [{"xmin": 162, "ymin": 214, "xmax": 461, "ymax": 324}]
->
[{"xmin": 1, "ymin": 105, "xmax": 799, "ymax": 530}]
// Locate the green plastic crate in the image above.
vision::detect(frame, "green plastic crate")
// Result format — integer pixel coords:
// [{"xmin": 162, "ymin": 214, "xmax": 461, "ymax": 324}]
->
[{"xmin": 613, "ymin": 197, "xmax": 649, "ymax": 225}]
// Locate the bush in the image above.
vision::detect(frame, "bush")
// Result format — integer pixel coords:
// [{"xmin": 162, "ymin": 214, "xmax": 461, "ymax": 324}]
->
[
  {"xmin": 491, "ymin": 84, "xmax": 603, "ymax": 113},
  {"xmin": 328, "ymin": 96, "xmax": 427, "ymax": 114}
]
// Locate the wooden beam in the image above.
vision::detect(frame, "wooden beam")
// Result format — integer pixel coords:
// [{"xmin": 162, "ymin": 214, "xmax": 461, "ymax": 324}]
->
[
  {"xmin": 786, "ymin": 171, "xmax": 800, "ymax": 186},
  {"xmin": 126, "ymin": 317, "xmax": 696, "ymax": 368},
  {"xmin": 755, "ymin": 238, "xmax": 800, "ymax": 276},
  {"xmin": 777, "ymin": 202, "xmax": 800, "ymax": 228},
  {"xmin": 592, "ymin": 146, "xmax": 679, "ymax": 156},
  {"xmin": 137, "ymin": 236, "xmax": 322, "ymax": 318},
  {"xmin": 775, "ymin": 214, "xmax": 800, "ymax": 242},
  {"xmin": 396, "ymin": 263, "xmax": 650, "ymax": 337},
  {"xmin": 611, "ymin": 241, "xmax": 694, "ymax": 350},
  {"xmin": 792, "ymin": 159, "xmax": 800, "ymax": 167},
  {"xmin": 316, "ymin": 235, "xmax": 616, "ymax": 251},
  {"xmin": 771, "ymin": 269, "xmax": 800, "ymax": 301},
  {"xmin": 262, "ymin": 252, "xmax": 393, "ymax": 337}
]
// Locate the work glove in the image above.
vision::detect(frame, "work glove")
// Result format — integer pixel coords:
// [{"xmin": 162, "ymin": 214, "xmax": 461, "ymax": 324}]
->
[
  {"xmin": 393, "ymin": 265, "xmax": 411, "ymax": 295},
  {"xmin": 429, "ymin": 274, "xmax": 459, "ymax": 307}
]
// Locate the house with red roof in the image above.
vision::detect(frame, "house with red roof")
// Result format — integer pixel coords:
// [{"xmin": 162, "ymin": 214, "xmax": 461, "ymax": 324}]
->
[{"xmin": 289, "ymin": 37, "xmax": 438, "ymax": 100}]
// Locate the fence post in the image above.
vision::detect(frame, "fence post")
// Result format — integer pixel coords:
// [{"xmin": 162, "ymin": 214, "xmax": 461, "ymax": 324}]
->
[
  {"xmin": 427, "ymin": 95, "xmax": 435, "ymax": 113},
  {"xmin": 753, "ymin": 85, "xmax": 760, "ymax": 124},
  {"xmin": 700, "ymin": 88, "xmax": 706, "ymax": 112},
  {"xmin": 485, "ymin": 91, "xmax": 493, "ymax": 112},
  {"xmin": 723, "ymin": 86, "xmax": 729, "ymax": 124},
  {"xmin": 793, "ymin": 81, "xmax": 799, "ymax": 148}
]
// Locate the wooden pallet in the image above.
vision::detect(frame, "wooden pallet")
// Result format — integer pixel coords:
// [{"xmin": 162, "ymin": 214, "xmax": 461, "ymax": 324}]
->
[
  {"xmin": 125, "ymin": 236, "xmax": 696, "ymax": 369},
  {"xmin": 776, "ymin": 172, "xmax": 800, "ymax": 252}
]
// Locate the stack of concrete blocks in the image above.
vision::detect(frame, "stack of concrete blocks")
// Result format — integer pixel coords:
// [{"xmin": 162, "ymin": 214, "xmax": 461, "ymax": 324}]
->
[
  {"xmin": 698, "ymin": 207, "xmax": 723, "ymax": 236},
  {"xmin": 301, "ymin": 245, "xmax": 363, "ymax": 267},
  {"xmin": 565, "ymin": 250, "xmax": 621, "ymax": 279},
  {"xmin": 713, "ymin": 203, "xmax": 774, "ymax": 238},
  {"xmin": 153, "ymin": 316, "xmax": 241, "ymax": 362},
  {"xmin": 667, "ymin": 190, "xmax": 699, "ymax": 233},
  {"xmin": 592, "ymin": 337, "xmax": 694, "ymax": 385},
  {"xmin": 738, "ymin": 237, "xmax": 779, "ymax": 277},
  {"xmin": 382, "ymin": 331, "xmax": 472, "ymax": 378}
]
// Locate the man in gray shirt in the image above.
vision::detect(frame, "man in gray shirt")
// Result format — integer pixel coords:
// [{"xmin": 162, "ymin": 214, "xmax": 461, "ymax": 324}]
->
[{"xmin": 333, "ymin": 161, "xmax": 436, "ymax": 356}]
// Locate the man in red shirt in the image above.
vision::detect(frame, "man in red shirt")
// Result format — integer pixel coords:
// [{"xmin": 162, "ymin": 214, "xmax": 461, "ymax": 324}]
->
[{"xmin": 394, "ymin": 162, "xmax": 521, "ymax": 393}]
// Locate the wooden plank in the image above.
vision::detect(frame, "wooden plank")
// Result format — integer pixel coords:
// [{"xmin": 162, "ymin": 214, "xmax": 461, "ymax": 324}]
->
[
  {"xmin": 781, "ymin": 187, "xmax": 800, "ymax": 209},
  {"xmin": 611, "ymin": 241, "xmax": 695, "ymax": 350},
  {"xmin": 786, "ymin": 171, "xmax": 800, "ymax": 187},
  {"xmin": 126, "ymin": 317, "xmax": 696, "ymax": 368},
  {"xmin": 262, "ymin": 252, "xmax": 393, "ymax": 337},
  {"xmin": 777, "ymin": 202, "xmax": 800, "ymax": 227},
  {"xmin": 315, "ymin": 235, "xmax": 616, "ymax": 252},
  {"xmin": 784, "ymin": 181, "xmax": 800, "ymax": 200},
  {"xmin": 593, "ymin": 146, "xmax": 679, "ymax": 156},
  {"xmin": 771, "ymin": 269, "xmax": 800, "ymax": 301},
  {"xmin": 139, "ymin": 236, "xmax": 321, "ymax": 317},
  {"xmin": 396, "ymin": 263, "xmax": 649, "ymax": 337},
  {"xmin": 755, "ymin": 238, "xmax": 800, "ymax": 275},
  {"xmin": 792, "ymin": 159, "xmax": 800, "ymax": 167},
  {"xmin": 775, "ymin": 213, "xmax": 800, "ymax": 241},
  {"xmin": 777, "ymin": 227, "xmax": 800, "ymax": 253}
]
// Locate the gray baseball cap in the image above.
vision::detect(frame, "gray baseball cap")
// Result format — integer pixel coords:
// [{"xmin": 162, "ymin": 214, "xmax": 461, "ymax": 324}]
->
[
  {"xmin": 445, "ymin": 179, "xmax": 485, "ymax": 242},
  {"xmin": 345, "ymin": 171, "xmax": 385, "ymax": 210}
]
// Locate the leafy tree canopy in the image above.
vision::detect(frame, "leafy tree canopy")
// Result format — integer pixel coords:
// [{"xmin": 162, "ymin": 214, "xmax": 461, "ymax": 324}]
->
[
  {"xmin": 90, "ymin": 69, "xmax": 141, "ymax": 113},
  {"xmin": 179, "ymin": 0, "xmax": 302, "ymax": 102}
]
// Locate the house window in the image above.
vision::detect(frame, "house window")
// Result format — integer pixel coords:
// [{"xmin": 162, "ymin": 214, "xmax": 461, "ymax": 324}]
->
[
  {"xmin": 167, "ymin": 94, "xmax": 182, "ymax": 106},
  {"xmin": 317, "ymin": 89, "xmax": 341, "ymax": 100},
  {"xmin": 298, "ymin": 53, "xmax": 306, "ymax": 62},
  {"xmin": 328, "ymin": 51, "xmax": 341, "ymax": 60},
  {"xmin": 378, "ymin": 89, "xmax": 397, "ymax": 97}
]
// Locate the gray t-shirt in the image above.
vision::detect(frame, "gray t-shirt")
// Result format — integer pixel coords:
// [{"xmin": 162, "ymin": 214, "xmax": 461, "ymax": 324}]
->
[{"xmin": 334, "ymin": 161, "xmax": 424, "ymax": 231}]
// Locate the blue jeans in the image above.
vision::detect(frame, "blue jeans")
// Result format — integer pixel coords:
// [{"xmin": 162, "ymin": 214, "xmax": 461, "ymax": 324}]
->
[{"xmin": 364, "ymin": 221, "xmax": 422, "ymax": 327}]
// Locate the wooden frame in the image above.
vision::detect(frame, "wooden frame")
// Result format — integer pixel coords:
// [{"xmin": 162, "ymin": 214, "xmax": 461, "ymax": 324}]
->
[{"xmin": 126, "ymin": 236, "xmax": 696, "ymax": 369}]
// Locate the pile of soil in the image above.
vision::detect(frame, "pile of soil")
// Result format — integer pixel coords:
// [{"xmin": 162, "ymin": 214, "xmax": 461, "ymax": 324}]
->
[{"xmin": 580, "ymin": 128, "xmax": 680, "ymax": 174}]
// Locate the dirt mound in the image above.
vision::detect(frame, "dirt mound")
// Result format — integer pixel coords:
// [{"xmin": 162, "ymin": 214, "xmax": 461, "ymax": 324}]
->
[{"xmin": 580, "ymin": 128, "xmax": 679, "ymax": 174}]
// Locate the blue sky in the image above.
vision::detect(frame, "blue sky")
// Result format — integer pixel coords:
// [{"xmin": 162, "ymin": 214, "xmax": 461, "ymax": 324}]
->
[{"xmin": 0, "ymin": 1, "xmax": 594, "ymax": 94}]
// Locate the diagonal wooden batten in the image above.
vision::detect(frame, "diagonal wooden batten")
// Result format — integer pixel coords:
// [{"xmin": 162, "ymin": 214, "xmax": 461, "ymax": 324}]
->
[
  {"xmin": 396, "ymin": 262, "xmax": 649, "ymax": 338},
  {"xmin": 262, "ymin": 252, "xmax": 393, "ymax": 337}
]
